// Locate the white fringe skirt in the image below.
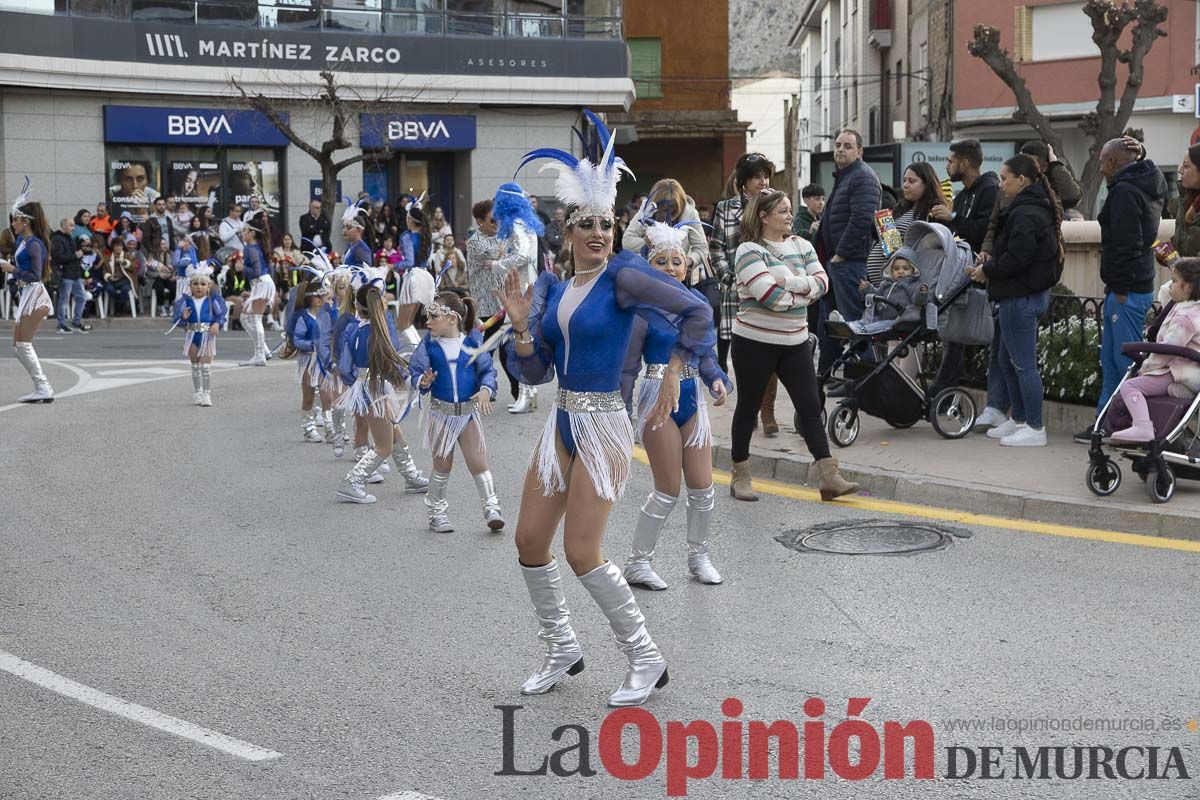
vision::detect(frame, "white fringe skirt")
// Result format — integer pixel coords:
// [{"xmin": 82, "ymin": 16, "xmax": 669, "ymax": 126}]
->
[
  {"xmin": 635, "ymin": 370, "xmax": 712, "ymax": 450},
  {"xmin": 532, "ymin": 387, "xmax": 633, "ymax": 503},
  {"xmin": 335, "ymin": 372, "xmax": 405, "ymax": 422},
  {"xmin": 422, "ymin": 397, "xmax": 485, "ymax": 459},
  {"xmin": 175, "ymin": 277, "xmax": 192, "ymax": 300},
  {"xmin": 183, "ymin": 325, "xmax": 218, "ymax": 359},
  {"xmin": 247, "ymin": 274, "xmax": 276, "ymax": 308},
  {"xmin": 16, "ymin": 282, "xmax": 52, "ymax": 318},
  {"xmin": 295, "ymin": 351, "xmax": 322, "ymax": 387},
  {"xmin": 320, "ymin": 370, "xmax": 344, "ymax": 397}
]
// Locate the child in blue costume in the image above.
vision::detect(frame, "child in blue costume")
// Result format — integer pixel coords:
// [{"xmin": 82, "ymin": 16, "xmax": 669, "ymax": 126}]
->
[
  {"xmin": 409, "ymin": 292, "xmax": 503, "ymax": 533},
  {"xmin": 497, "ymin": 110, "xmax": 715, "ymax": 709},
  {"xmin": 291, "ymin": 273, "xmax": 335, "ymax": 443},
  {"xmin": 171, "ymin": 264, "xmax": 227, "ymax": 407},
  {"xmin": 1, "ymin": 180, "xmax": 56, "ymax": 402},
  {"xmin": 238, "ymin": 210, "xmax": 275, "ymax": 366},
  {"xmin": 620, "ymin": 219, "xmax": 732, "ymax": 591}
]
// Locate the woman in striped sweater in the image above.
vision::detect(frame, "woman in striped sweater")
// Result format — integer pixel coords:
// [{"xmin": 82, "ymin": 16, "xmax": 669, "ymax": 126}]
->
[{"xmin": 729, "ymin": 189, "xmax": 860, "ymax": 502}]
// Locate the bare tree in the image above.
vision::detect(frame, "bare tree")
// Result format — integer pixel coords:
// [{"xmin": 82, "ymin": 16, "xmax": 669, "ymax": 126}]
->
[{"xmin": 968, "ymin": 0, "xmax": 1168, "ymax": 216}]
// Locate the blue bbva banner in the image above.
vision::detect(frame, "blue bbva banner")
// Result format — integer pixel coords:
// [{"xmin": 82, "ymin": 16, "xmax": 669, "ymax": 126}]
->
[
  {"xmin": 104, "ymin": 106, "xmax": 290, "ymax": 147},
  {"xmin": 359, "ymin": 114, "xmax": 476, "ymax": 151}
]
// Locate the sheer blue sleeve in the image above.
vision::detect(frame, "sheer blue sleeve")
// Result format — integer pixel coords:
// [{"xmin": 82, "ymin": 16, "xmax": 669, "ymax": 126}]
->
[
  {"xmin": 171, "ymin": 296, "xmax": 187, "ymax": 325},
  {"xmin": 294, "ymin": 315, "xmax": 315, "ymax": 352},
  {"xmin": 315, "ymin": 311, "xmax": 334, "ymax": 371},
  {"xmin": 505, "ymin": 270, "xmax": 560, "ymax": 386},
  {"xmin": 336, "ymin": 322, "xmax": 357, "ymax": 385},
  {"xmin": 621, "ymin": 315, "xmax": 648, "ymax": 409},
  {"xmin": 470, "ymin": 331, "xmax": 499, "ymax": 398},
  {"xmin": 612, "ymin": 251, "xmax": 715, "ymax": 367},
  {"xmin": 212, "ymin": 295, "xmax": 228, "ymax": 326},
  {"xmin": 408, "ymin": 335, "xmax": 431, "ymax": 392},
  {"xmin": 699, "ymin": 351, "xmax": 732, "ymax": 395},
  {"xmin": 15, "ymin": 239, "xmax": 46, "ymax": 282}
]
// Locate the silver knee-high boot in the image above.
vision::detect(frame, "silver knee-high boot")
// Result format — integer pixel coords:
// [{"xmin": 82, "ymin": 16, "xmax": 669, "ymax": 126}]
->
[
  {"xmin": 392, "ymin": 442, "xmax": 429, "ymax": 493},
  {"xmin": 686, "ymin": 485, "xmax": 722, "ymax": 585},
  {"xmin": 14, "ymin": 342, "xmax": 53, "ymax": 403},
  {"xmin": 473, "ymin": 470, "xmax": 505, "ymax": 531},
  {"xmin": 331, "ymin": 409, "xmax": 347, "ymax": 458},
  {"xmin": 425, "ymin": 470, "xmax": 453, "ymax": 532},
  {"xmin": 190, "ymin": 363, "xmax": 203, "ymax": 405},
  {"xmin": 302, "ymin": 410, "xmax": 322, "ymax": 442},
  {"xmin": 238, "ymin": 314, "xmax": 266, "ymax": 366},
  {"xmin": 520, "ymin": 560, "xmax": 585, "ymax": 695},
  {"xmin": 354, "ymin": 446, "xmax": 385, "ymax": 483},
  {"xmin": 623, "ymin": 490, "xmax": 677, "ymax": 591},
  {"xmin": 199, "ymin": 363, "xmax": 212, "ymax": 406},
  {"xmin": 337, "ymin": 449, "xmax": 384, "ymax": 504},
  {"xmin": 578, "ymin": 561, "xmax": 668, "ymax": 707}
]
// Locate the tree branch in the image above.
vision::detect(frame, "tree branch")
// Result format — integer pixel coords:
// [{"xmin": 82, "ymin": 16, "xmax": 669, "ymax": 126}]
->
[
  {"xmin": 333, "ymin": 152, "xmax": 371, "ymax": 172},
  {"xmin": 966, "ymin": 25, "xmax": 1065, "ymax": 158},
  {"xmin": 231, "ymin": 76, "xmax": 324, "ymax": 163}
]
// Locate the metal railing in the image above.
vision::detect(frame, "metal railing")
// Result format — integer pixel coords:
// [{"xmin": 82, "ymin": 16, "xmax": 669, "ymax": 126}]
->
[{"xmin": 5, "ymin": 1, "xmax": 623, "ymax": 39}]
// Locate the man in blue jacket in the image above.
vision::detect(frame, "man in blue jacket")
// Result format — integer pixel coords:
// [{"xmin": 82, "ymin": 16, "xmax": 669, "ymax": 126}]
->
[
  {"xmin": 818, "ymin": 129, "xmax": 882, "ymax": 374},
  {"xmin": 1088, "ymin": 138, "xmax": 1166, "ymax": 434}
]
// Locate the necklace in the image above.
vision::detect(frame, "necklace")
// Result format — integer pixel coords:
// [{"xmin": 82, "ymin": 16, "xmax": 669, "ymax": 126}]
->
[{"xmin": 573, "ymin": 260, "xmax": 606, "ymax": 278}]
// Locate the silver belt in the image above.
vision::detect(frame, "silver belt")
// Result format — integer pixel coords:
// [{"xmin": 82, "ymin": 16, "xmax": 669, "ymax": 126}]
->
[
  {"xmin": 185, "ymin": 323, "xmax": 210, "ymax": 332},
  {"xmin": 643, "ymin": 363, "xmax": 699, "ymax": 380},
  {"xmin": 556, "ymin": 387, "xmax": 625, "ymax": 413},
  {"xmin": 16, "ymin": 280, "xmax": 39, "ymax": 289},
  {"xmin": 430, "ymin": 397, "xmax": 477, "ymax": 416}
]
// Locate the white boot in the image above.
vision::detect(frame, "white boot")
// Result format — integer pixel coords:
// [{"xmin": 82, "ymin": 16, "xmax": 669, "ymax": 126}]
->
[
  {"xmin": 238, "ymin": 314, "xmax": 266, "ymax": 366},
  {"xmin": 14, "ymin": 342, "xmax": 54, "ymax": 403}
]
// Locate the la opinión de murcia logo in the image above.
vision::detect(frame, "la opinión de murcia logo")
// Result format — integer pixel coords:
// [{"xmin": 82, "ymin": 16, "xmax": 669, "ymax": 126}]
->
[{"xmin": 496, "ymin": 698, "xmax": 1194, "ymax": 797}]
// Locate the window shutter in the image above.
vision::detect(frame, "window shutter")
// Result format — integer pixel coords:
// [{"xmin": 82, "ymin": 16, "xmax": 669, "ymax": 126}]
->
[
  {"xmin": 628, "ymin": 38, "xmax": 662, "ymax": 99},
  {"xmin": 1013, "ymin": 6, "xmax": 1032, "ymax": 62}
]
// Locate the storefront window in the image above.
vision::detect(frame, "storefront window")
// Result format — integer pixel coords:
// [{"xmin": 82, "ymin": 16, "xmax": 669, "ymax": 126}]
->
[
  {"xmin": 105, "ymin": 146, "xmax": 162, "ymax": 224},
  {"xmin": 322, "ymin": 6, "xmax": 381, "ymax": 31},
  {"xmin": 129, "ymin": 0, "xmax": 193, "ymax": 23},
  {"xmin": 198, "ymin": 0, "xmax": 257, "ymax": 27},
  {"xmin": 383, "ymin": 10, "xmax": 441, "ymax": 33},
  {"xmin": 363, "ymin": 159, "xmax": 389, "ymax": 204},
  {"xmin": 164, "ymin": 149, "xmax": 221, "ymax": 217},
  {"xmin": 227, "ymin": 148, "xmax": 283, "ymax": 236}
]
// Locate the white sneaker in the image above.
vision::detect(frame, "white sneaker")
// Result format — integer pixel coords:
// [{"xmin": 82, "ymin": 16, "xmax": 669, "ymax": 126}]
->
[
  {"xmin": 1000, "ymin": 424, "xmax": 1048, "ymax": 447},
  {"xmin": 193, "ymin": 391, "xmax": 204, "ymax": 406},
  {"xmin": 975, "ymin": 407, "xmax": 1008, "ymax": 429},
  {"xmin": 986, "ymin": 418, "xmax": 1019, "ymax": 439},
  {"xmin": 200, "ymin": 392, "xmax": 212, "ymax": 407}
]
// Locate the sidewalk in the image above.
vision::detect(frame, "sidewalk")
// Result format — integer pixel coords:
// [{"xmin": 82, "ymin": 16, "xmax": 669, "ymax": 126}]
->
[{"xmin": 706, "ymin": 386, "xmax": 1200, "ymax": 540}]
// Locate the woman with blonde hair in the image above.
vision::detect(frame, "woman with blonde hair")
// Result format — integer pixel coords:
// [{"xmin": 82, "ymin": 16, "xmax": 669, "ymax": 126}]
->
[{"xmin": 622, "ymin": 178, "xmax": 710, "ymax": 285}]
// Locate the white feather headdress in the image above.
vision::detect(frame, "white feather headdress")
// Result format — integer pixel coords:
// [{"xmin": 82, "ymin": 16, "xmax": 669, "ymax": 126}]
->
[
  {"xmin": 10, "ymin": 176, "xmax": 32, "ymax": 220},
  {"xmin": 341, "ymin": 197, "xmax": 369, "ymax": 229},
  {"xmin": 515, "ymin": 110, "xmax": 633, "ymax": 224},
  {"xmin": 643, "ymin": 220, "xmax": 691, "ymax": 259},
  {"xmin": 186, "ymin": 260, "xmax": 215, "ymax": 280}
]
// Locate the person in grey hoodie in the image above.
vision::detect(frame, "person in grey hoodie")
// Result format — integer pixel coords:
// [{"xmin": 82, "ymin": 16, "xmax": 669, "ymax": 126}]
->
[{"xmin": 859, "ymin": 246, "xmax": 926, "ymax": 322}]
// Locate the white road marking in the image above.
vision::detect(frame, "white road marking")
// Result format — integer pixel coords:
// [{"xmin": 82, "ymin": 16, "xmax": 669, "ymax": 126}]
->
[
  {"xmin": 0, "ymin": 649, "xmax": 283, "ymax": 762},
  {"xmin": 378, "ymin": 793, "xmax": 445, "ymax": 800},
  {"xmin": 96, "ymin": 367, "xmax": 189, "ymax": 377},
  {"xmin": 0, "ymin": 359, "xmax": 244, "ymax": 413}
]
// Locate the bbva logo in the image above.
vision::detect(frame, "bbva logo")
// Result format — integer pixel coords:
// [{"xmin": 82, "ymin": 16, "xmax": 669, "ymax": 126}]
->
[
  {"xmin": 168, "ymin": 115, "xmax": 234, "ymax": 137},
  {"xmin": 387, "ymin": 119, "xmax": 451, "ymax": 141}
]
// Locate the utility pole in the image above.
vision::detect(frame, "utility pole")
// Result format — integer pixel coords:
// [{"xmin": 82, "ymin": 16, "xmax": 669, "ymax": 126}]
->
[{"xmin": 784, "ymin": 94, "xmax": 799, "ymax": 206}]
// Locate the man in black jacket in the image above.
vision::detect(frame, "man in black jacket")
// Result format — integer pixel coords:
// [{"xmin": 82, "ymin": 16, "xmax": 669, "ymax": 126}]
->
[
  {"xmin": 50, "ymin": 218, "xmax": 91, "ymax": 333},
  {"xmin": 929, "ymin": 139, "xmax": 1001, "ymax": 398},
  {"xmin": 299, "ymin": 200, "xmax": 331, "ymax": 249},
  {"xmin": 1094, "ymin": 138, "xmax": 1166, "ymax": 418}
]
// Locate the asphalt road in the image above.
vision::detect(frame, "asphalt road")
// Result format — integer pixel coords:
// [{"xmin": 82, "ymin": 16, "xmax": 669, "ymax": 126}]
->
[{"xmin": 0, "ymin": 329, "xmax": 1197, "ymax": 799}]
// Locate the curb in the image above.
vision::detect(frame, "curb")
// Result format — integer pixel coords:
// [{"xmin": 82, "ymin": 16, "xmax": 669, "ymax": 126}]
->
[{"xmin": 712, "ymin": 440, "xmax": 1199, "ymax": 541}]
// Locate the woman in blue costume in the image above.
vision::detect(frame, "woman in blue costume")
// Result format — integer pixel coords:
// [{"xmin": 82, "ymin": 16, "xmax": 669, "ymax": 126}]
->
[
  {"xmin": 496, "ymin": 111, "xmax": 715, "ymax": 708},
  {"xmin": 0, "ymin": 178, "xmax": 55, "ymax": 402},
  {"xmin": 620, "ymin": 218, "xmax": 732, "ymax": 591},
  {"xmin": 237, "ymin": 209, "xmax": 275, "ymax": 366},
  {"xmin": 171, "ymin": 262, "xmax": 227, "ymax": 407},
  {"xmin": 341, "ymin": 200, "xmax": 376, "ymax": 269}
]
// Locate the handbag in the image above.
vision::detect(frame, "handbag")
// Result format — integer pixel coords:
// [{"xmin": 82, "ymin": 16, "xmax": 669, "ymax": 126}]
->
[{"xmin": 938, "ymin": 285, "xmax": 994, "ymax": 346}]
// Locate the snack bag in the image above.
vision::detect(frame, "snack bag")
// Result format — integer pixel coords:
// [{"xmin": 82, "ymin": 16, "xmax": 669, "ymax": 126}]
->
[
  {"xmin": 1153, "ymin": 239, "xmax": 1179, "ymax": 267},
  {"xmin": 875, "ymin": 209, "xmax": 902, "ymax": 258}
]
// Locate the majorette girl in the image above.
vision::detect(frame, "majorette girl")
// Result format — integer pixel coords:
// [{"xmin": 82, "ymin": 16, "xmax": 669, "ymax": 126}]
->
[
  {"xmin": 620, "ymin": 217, "xmax": 732, "ymax": 590},
  {"xmin": 1, "ymin": 178, "xmax": 55, "ymax": 403},
  {"xmin": 496, "ymin": 111, "xmax": 715, "ymax": 707},
  {"xmin": 290, "ymin": 265, "xmax": 336, "ymax": 444},
  {"xmin": 171, "ymin": 262, "xmax": 227, "ymax": 407},
  {"xmin": 409, "ymin": 291, "xmax": 504, "ymax": 533},
  {"xmin": 237, "ymin": 208, "xmax": 275, "ymax": 367}
]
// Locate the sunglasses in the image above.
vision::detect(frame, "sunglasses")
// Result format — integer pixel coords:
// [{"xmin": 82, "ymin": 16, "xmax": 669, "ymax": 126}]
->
[{"xmin": 577, "ymin": 218, "xmax": 614, "ymax": 232}]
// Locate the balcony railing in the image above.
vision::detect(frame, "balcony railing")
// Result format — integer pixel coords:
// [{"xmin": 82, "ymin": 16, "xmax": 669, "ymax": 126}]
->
[{"xmin": 0, "ymin": 0, "xmax": 624, "ymax": 39}]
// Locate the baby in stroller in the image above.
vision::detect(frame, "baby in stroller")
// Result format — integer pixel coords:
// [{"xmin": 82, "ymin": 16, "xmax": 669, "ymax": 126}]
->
[
  {"xmin": 858, "ymin": 246, "xmax": 929, "ymax": 324},
  {"xmin": 1109, "ymin": 258, "xmax": 1200, "ymax": 442}
]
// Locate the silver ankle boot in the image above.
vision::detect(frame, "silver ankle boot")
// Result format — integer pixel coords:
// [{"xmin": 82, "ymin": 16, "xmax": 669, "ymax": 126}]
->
[
  {"xmin": 623, "ymin": 490, "xmax": 676, "ymax": 591},
  {"xmin": 520, "ymin": 560, "xmax": 584, "ymax": 695},
  {"xmin": 14, "ymin": 342, "xmax": 54, "ymax": 403},
  {"xmin": 474, "ymin": 470, "xmax": 505, "ymax": 531},
  {"xmin": 579, "ymin": 561, "xmax": 668, "ymax": 707},
  {"xmin": 393, "ymin": 442, "xmax": 429, "ymax": 493},
  {"xmin": 356, "ymin": 446, "xmax": 385, "ymax": 483},
  {"xmin": 337, "ymin": 449, "xmax": 383, "ymax": 504},
  {"xmin": 425, "ymin": 470, "xmax": 453, "ymax": 532},
  {"xmin": 685, "ymin": 485, "xmax": 722, "ymax": 585},
  {"xmin": 331, "ymin": 409, "xmax": 346, "ymax": 458}
]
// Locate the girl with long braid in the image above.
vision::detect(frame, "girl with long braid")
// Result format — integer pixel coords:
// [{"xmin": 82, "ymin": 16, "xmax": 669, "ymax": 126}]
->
[
  {"xmin": 497, "ymin": 111, "xmax": 714, "ymax": 707},
  {"xmin": 237, "ymin": 209, "xmax": 274, "ymax": 366},
  {"xmin": 1, "ymin": 179, "xmax": 55, "ymax": 402},
  {"xmin": 620, "ymin": 218, "xmax": 732, "ymax": 590}
]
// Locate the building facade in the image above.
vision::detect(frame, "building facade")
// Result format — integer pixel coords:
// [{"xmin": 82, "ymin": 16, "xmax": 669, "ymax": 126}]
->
[
  {"xmin": 0, "ymin": 0, "xmax": 631, "ymax": 243},
  {"xmin": 609, "ymin": 0, "xmax": 746, "ymax": 211},
  {"xmin": 953, "ymin": 0, "xmax": 1199, "ymax": 197}
]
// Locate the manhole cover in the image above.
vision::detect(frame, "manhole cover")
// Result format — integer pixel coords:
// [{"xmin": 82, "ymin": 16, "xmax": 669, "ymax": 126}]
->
[{"xmin": 775, "ymin": 518, "xmax": 971, "ymax": 556}]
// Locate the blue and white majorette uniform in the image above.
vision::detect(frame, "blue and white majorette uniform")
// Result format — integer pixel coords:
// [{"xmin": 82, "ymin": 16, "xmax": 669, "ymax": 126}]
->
[
  {"xmin": 408, "ymin": 317, "xmax": 503, "ymax": 532},
  {"xmin": 8, "ymin": 177, "xmax": 55, "ymax": 403},
  {"xmin": 506, "ymin": 110, "xmax": 713, "ymax": 710},
  {"xmin": 344, "ymin": 239, "xmax": 373, "ymax": 269},
  {"xmin": 170, "ymin": 263, "xmax": 227, "ymax": 407},
  {"xmin": 239, "ymin": 210, "xmax": 275, "ymax": 366}
]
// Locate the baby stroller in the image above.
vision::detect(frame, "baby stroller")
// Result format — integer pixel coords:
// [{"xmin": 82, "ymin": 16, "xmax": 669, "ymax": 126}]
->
[
  {"xmin": 818, "ymin": 221, "xmax": 988, "ymax": 448},
  {"xmin": 1083, "ymin": 302, "xmax": 1200, "ymax": 503}
]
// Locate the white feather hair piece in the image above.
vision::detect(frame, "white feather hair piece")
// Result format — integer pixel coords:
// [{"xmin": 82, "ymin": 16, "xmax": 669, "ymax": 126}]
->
[
  {"xmin": 516, "ymin": 110, "xmax": 634, "ymax": 222},
  {"xmin": 643, "ymin": 220, "xmax": 690, "ymax": 259},
  {"xmin": 341, "ymin": 197, "xmax": 369, "ymax": 229},
  {"xmin": 185, "ymin": 262, "xmax": 214, "ymax": 280},
  {"xmin": 10, "ymin": 176, "xmax": 32, "ymax": 219}
]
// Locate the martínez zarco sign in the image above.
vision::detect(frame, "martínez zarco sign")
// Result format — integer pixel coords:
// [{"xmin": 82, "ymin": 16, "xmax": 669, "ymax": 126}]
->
[{"xmin": 359, "ymin": 114, "xmax": 477, "ymax": 151}]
